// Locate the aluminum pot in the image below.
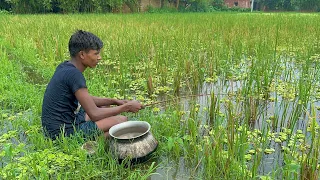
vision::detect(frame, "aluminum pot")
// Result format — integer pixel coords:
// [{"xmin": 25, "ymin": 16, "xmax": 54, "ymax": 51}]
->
[{"xmin": 109, "ymin": 121, "xmax": 158, "ymax": 163}]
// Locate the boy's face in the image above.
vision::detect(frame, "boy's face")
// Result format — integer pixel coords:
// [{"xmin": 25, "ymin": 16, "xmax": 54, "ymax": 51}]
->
[{"xmin": 80, "ymin": 49, "xmax": 101, "ymax": 68}]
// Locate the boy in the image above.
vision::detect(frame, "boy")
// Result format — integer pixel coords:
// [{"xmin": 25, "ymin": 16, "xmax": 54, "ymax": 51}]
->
[{"xmin": 41, "ymin": 30, "xmax": 143, "ymax": 140}]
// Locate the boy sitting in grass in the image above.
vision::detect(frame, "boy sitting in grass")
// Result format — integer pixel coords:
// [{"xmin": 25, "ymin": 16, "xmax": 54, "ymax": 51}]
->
[{"xmin": 41, "ymin": 30, "xmax": 143, "ymax": 140}]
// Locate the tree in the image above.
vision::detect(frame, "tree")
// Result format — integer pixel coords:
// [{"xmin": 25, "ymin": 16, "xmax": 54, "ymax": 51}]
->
[
  {"xmin": 5, "ymin": 0, "xmax": 52, "ymax": 13},
  {"xmin": 257, "ymin": 0, "xmax": 320, "ymax": 11},
  {"xmin": 0, "ymin": 0, "xmax": 11, "ymax": 11},
  {"xmin": 292, "ymin": 0, "xmax": 320, "ymax": 11},
  {"xmin": 57, "ymin": 0, "xmax": 80, "ymax": 13}
]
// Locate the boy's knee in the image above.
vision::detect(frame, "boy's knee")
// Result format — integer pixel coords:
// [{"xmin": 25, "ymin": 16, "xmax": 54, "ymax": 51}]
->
[{"xmin": 118, "ymin": 115, "xmax": 128, "ymax": 123}]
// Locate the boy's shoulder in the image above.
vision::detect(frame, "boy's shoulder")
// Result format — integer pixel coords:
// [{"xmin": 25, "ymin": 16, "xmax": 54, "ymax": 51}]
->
[
  {"xmin": 51, "ymin": 61, "xmax": 82, "ymax": 81},
  {"xmin": 48, "ymin": 61, "xmax": 86, "ymax": 90},
  {"xmin": 57, "ymin": 61, "xmax": 73, "ymax": 69},
  {"xmin": 55, "ymin": 61, "xmax": 80, "ymax": 73}
]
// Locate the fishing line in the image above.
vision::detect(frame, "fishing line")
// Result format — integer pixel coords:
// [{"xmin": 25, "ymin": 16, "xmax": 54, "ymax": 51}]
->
[{"xmin": 143, "ymin": 92, "xmax": 233, "ymax": 107}]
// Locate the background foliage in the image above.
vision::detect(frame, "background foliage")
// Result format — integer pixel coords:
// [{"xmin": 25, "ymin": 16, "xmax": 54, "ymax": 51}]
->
[{"xmin": 1, "ymin": 0, "xmax": 319, "ymax": 14}]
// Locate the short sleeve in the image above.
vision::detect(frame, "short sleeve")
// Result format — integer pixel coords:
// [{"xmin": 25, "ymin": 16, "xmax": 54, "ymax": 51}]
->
[{"xmin": 67, "ymin": 69, "xmax": 87, "ymax": 93}]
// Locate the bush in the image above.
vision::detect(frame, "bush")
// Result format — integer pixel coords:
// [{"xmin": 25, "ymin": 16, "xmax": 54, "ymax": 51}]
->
[
  {"xmin": 147, "ymin": 6, "xmax": 178, "ymax": 13},
  {"xmin": 207, "ymin": 5, "xmax": 229, "ymax": 12},
  {"xmin": 0, "ymin": 9, "xmax": 11, "ymax": 14},
  {"xmin": 228, "ymin": 7, "xmax": 251, "ymax": 12}
]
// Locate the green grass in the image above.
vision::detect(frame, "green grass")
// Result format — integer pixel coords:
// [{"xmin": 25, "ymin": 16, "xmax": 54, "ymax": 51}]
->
[{"xmin": 0, "ymin": 12, "xmax": 320, "ymax": 179}]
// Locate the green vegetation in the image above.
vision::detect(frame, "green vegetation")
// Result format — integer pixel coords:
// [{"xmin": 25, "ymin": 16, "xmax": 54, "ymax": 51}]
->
[
  {"xmin": 0, "ymin": 13, "xmax": 320, "ymax": 179},
  {"xmin": 257, "ymin": 0, "xmax": 320, "ymax": 11},
  {"xmin": 1, "ymin": 0, "xmax": 320, "ymax": 14}
]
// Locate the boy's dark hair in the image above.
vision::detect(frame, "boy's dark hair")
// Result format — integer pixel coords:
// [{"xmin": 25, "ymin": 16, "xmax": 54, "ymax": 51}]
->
[{"xmin": 68, "ymin": 30, "xmax": 103, "ymax": 57}]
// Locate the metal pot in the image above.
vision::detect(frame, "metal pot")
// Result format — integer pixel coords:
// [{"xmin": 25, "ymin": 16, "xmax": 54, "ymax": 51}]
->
[{"xmin": 109, "ymin": 121, "xmax": 158, "ymax": 163}]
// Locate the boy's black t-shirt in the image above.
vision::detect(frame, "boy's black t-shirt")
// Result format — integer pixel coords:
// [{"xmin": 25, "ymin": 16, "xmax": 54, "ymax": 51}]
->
[{"xmin": 41, "ymin": 61, "xmax": 87, "ymax": 138}]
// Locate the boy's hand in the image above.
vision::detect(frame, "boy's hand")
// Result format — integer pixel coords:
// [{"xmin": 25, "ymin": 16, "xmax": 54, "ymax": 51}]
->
[
  {"xmin": 126, "ymin": 100, "xmax": 143, "ymax": 113},
  {"xmin": 115, "ymin": 99, "xmax": 128, "ymax": 106}
]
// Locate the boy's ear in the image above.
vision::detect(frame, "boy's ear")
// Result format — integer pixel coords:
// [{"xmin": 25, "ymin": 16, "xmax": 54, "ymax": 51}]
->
[{"xmin": 79, "ymin": 51, "xmax": 85, "ymax": 59}]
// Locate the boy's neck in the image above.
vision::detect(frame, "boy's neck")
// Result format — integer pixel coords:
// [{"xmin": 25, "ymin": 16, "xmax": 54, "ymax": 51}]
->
[{"xmin": 70, "ymin": 58, "xmax": 86, "ymax": 72}]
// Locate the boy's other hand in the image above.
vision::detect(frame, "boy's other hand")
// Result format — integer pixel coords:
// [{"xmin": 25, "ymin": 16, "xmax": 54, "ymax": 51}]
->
[
  {"xmin": 126, "ymin": 100, "xmax": 143, "ymax": 113},
  {"xmin": 115, "ymin": 99, "xmax": 128, "ymax": 106}
]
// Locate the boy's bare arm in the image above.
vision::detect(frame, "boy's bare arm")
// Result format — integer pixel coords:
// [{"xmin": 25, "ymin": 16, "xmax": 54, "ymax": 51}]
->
[
  {"xmin": 90, "ymin": 96, "xmax": 124, "ymax": 107},
  {"xmin": 75, "ymin": 88, "xmax": 142, "ymax": 121}
]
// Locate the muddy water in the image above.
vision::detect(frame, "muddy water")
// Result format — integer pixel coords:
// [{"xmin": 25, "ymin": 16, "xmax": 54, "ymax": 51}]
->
[
  {"xmin": 22, "ymin": 66, "xmax": 47, "ymax": 85},
  {"xmin": 0, "ymin": 110, "xmax": 32, "ymax": 167},
  {"xmin": 117, "ymin": 132, "xmax": 145, "ymax": 139},
  {"xmin": 113, "ymin": 127, "xmax": 148, "ymax": 139},
  {"xmin": 147, "ymin": 157, "xmax": 195, "ymax": 180}
]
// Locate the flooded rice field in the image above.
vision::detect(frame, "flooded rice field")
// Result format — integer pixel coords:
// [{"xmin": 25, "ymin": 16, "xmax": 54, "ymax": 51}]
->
[{"xmin": 1, "ymin": 13, "xmax": 320, "ymax": 179}]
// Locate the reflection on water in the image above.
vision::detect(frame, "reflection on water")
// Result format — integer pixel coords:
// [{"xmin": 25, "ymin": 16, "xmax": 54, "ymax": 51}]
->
[
  {"xmin": 145, "ymin": 157, "xmax": 196, "ymax": 180},
  {"xmin": 150, "ymin": 77, "xmax": 320, "ymax": 178},
  {"xmin": 0, "ymin": 110, "xmax": 32, "ymax": 167}
]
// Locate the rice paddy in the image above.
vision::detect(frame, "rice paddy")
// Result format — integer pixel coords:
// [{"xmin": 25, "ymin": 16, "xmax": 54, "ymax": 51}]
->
[{"xmin": 0, "ymin": 12, "xmax": 320, "ymax": 179}]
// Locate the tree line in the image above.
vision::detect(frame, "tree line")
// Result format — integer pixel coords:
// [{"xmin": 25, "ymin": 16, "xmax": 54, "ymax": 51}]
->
[
  {"xmin": 257, "ymin": 0, "xmax": 320, "ymax": 11},
  {"xmin": 0, "ymin": 0, "xmax": 319, "ymax": 14}
]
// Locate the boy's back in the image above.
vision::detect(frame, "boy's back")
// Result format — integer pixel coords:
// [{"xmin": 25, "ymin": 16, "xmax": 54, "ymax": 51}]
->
[{"xmin": 42, "ymin": 61, "xmax": 86, "ymax": 138}]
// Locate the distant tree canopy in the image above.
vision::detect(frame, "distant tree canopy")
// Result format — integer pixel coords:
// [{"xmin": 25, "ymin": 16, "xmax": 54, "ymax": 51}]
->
[
  {"xmin": 257, "ymin": 0, "xmax": 320, "ymax": 11},
  {"xmin": 0, "ymin": 0, "xmax": 319, "ymax": 13},
  {"xmin": 0, "ymin": 0, "xmax": 138, "ymax": 13}
]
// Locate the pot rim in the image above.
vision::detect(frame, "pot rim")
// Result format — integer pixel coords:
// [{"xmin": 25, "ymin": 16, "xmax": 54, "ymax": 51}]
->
[{"xmin": 109, "ymin": 121, "xmax": 151, "ymax": 140}]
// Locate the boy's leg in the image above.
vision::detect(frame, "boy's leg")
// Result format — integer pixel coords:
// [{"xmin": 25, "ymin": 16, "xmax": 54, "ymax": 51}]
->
[
  {"xmin": 95, "ymin": 115, "xmax": 127, "ymax": 137},
  {"xmin": 85, "ymin": 113, "xmax": 90, "ymax": 121},
  {"xmin": 84, "ymin": 105, "xmax": 110, "ymax": 122}
]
